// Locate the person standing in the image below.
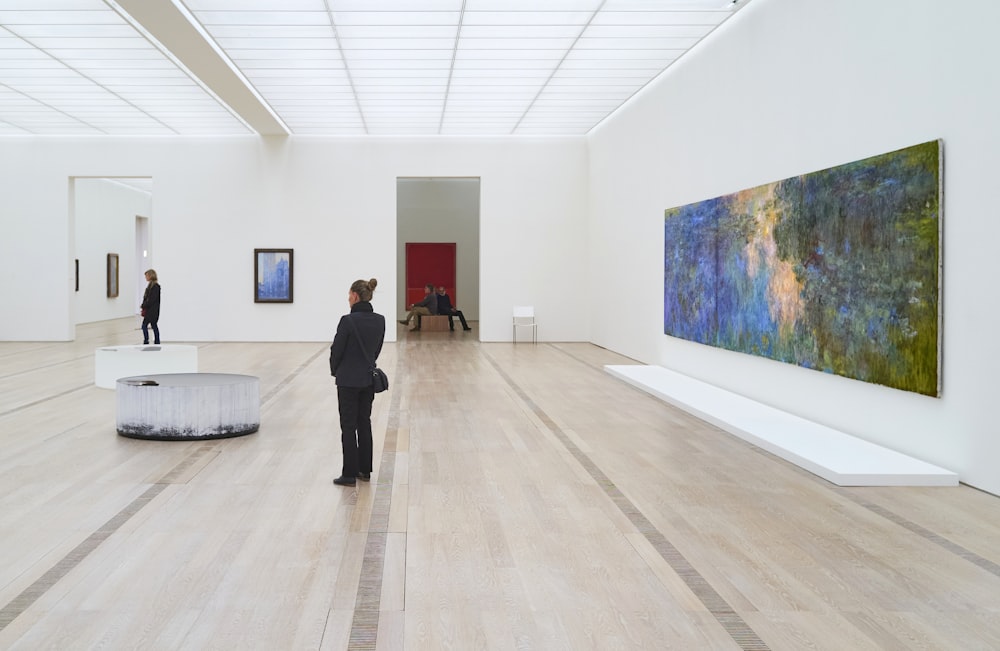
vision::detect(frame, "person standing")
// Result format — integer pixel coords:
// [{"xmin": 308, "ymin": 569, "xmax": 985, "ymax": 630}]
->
[
  {"xmin": 436, "ymin": 286, "xmax": 472, "ymax": 331},
  {"xmin": 397, "ymin": 283, "xmax": 437, "ymax": 330},
  {"xmin": 140, "ymin": 269, "xmax": 161, "ymax": 344},
  {"xmin": 330, "ymin": 278, "xmax": 386, "ymax": 486}
]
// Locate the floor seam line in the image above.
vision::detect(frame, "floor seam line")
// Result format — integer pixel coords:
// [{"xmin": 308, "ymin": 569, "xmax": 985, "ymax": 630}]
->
[
  {"xmin": 482, "ymin": 348, "xmax": 771, "ymax": 651},
  {"xmin": 0, "ymin": 441, "xmax": 218, "ymax": 631}
]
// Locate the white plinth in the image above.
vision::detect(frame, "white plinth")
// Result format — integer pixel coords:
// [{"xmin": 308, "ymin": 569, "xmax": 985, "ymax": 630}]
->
[
  {"xmin": 605, "ymin": 364, "xmax": 958, "ymax": 487},
  {"xmin": 95, "ymin": 345, "xmax": 198, "ymax": 389},
  {"xmin": 116, "ymin": 373, "xmax": 259, "ymax": 440}
]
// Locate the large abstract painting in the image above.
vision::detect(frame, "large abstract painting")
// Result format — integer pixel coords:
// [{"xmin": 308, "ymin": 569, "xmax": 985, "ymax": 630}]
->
[{"xmin": 664, "ymin": 140, "xmax": 942, "ymax": 396}]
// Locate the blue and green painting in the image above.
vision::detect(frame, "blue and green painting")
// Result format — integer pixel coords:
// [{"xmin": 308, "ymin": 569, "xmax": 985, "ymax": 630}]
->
[{"xmin": 664, "ymin": 140, "xmax": 941, "ymax": 396}]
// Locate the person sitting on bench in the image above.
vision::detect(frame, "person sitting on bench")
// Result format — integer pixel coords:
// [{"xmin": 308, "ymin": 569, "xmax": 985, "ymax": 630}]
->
[
  {"xmin": 436, "ymin": 286, "xmax": 471, "ymax": 331},
  {"xmin": 398, "ymin": 284, "xmax": 438, "ymax": 330}
]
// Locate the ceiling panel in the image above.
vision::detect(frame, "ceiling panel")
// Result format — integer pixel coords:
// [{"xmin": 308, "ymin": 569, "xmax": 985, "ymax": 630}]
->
[{"xmin": 0, "ymin": 0, "xmax": 751, "ymax": 136}]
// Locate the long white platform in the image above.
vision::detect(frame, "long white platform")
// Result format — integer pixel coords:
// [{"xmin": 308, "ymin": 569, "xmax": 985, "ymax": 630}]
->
[
  {"xmin": 605, "ymin": 364, "xmax": 958, "ymax": 487},
  {"xmin": 95, "ymin": 344, "xmax": 198, "ymax": 389}
]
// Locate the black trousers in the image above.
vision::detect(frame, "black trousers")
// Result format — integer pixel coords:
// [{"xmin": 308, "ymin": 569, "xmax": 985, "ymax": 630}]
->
[
  {"xmin": 447, "ymin": 310, "xmax": 470, "ymax": 330},
  {"xmin": 337, "ymin": 386, "xmax": 374, "ymax": 478},
  {"xmin": 141, "ymin": 317, "xmax": 159, "ymax": 344}
]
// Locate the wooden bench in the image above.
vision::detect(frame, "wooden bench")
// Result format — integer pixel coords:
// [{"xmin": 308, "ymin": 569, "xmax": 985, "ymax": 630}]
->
[
  {"xmin": 605, "ymin": 364, "xmax": 957, "ymax": 487},
  {"xmin": 418, "ymin": 315, "xmax": 450, "ymax": 331}
]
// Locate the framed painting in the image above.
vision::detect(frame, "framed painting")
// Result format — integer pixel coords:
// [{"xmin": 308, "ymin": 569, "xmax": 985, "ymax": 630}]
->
[
  {"xmin": 75, "ymin": 259, "xmax": 79, "ymax": 292},
  {"xmin": 106, "ymin": 253, "xmax": 119, "ymax": 298},
  {"xmin": 254, "ymin": 248, "xmax": 293, "ymax": 303}
]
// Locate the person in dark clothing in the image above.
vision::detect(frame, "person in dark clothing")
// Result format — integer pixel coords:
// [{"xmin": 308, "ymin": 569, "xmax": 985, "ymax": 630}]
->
[
  {"xmin": 398, "ymin": 283, "xmax": 437, "ymax": 330},
  {"xmin": 436, "ymin": 286, "xmax": 471, "ymax": 331},
  {"xmin": 140, "ymin": 269, "xmax": 161, "ymax": 344},
  {"xmin": 330, "ymin": 278, "xmax": 386, "ymax": 486}
]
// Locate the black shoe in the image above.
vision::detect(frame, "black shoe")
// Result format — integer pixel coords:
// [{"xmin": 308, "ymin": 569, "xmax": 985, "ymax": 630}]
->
[
  {"xmin": 450, "ymin": 328, "xmax": 455, "ymax": 331},
  {"xmin": 333, "ymin": 476, "xmax": 356, "ymax": 486},
  {"xmin": 463, "ymin": 327, "xmax": 472, "ymax": 331},
  {"xmin": 358, "ymin": 472, "xmax": 370, "ymax": 482},
  {"xmin": 398, "ymin": 320, "xmax": 408, "ymax": 325}
]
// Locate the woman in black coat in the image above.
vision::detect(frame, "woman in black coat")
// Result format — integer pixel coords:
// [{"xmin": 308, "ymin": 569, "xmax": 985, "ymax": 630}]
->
[
  {"xmin": 329, "ymin": 278, "xmax": 386, "ymax": 486},
  {"xmin": 140, "ymin": 269, "xmax": 161, "ymax": 345}
]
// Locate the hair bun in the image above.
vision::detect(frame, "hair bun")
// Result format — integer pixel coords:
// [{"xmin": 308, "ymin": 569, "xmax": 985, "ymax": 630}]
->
[{"xmin": 368, "ymin": 278, "xmax": 378, "ymax": 291}]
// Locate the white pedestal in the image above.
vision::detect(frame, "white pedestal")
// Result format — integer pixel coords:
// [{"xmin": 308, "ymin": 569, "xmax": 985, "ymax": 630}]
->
[
  {"xmin": 116, "ymin": 373, "xmax": 260, "ymax": 440},
  {"xmin": 605, "ymin": 364, "xmax": 958, "ymax": 487},
  {"xmin": 95, "ymin": 345, "xmax": 198, "ymax": 389}
]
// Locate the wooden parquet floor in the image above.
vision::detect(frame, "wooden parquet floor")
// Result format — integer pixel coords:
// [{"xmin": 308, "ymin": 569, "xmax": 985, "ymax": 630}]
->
[{"xmin": 1, "ymin": 318, "xmax": 999, "ymax": 650}]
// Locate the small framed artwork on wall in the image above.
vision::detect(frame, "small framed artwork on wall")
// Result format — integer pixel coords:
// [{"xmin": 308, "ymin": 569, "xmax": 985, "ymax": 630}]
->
[
  {"xmin": 254, "ymin": 248, "xmax": 293, "ymax": 303},
  {"xmin": 107, "ymin": 253, "xmax": 119, "ymax": 298},
  {"xmin": 75, "ymin": 259, "xmax": 79, "ymax": 292}
]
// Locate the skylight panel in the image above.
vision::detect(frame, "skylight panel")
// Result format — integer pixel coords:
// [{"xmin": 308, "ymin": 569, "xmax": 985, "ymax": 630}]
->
[
  {"xmin": 591, "ymin": 10, "xmax": 726, "ymax": 26},
  {"xmin": 9, "ymin": 24, "xmax": 137, "ymax": 38},
  {"xmin": 461, "ymin": 11, "xmax": 593, "ymax": 26},
  {"xmin": 330, "ymin": 0, "xmax": 463, "ymax": 11},
  {"xmin": 213, "ymin": 37, "xmax": 340, "ymax": 51},
  {"xmin": 459, "ymin": 25, "xmax": 583, "ymax": 39},
  {"xmin": 338, "ymin": 37, "xmax": 456, "ymax": 50},
  {"xmin": 335, "ymin": 25, "xmax": 457, "ymax": 39},
  {"xmin": 330, "ymin": 11, "xmax": 461, "ymax": 26},
  {"xmin": 193, "ymin": 11, "xmax": 330, "ymax": 27},
  {"xmin": 458, "ymin": 38, "xmax": 578, "ymax": 50},
  {"xmin": 0, "ymin": 0, "xmax": 752, "ymax": 135},
  {"xmin": 0, "ymin": 10, "xmax": 123, "ymax": 26},
  {"xmin": 183, "ymin": 0, "xmax": 323, "ymax": 9},
  {"xmin": 467, "ymin": 0, "xmax": 601, "ymax": 10},
  {"xmin": 206, "ymin": 25, "xmax": 334, "ymax": 39},
  {"xmin": 582, "ymin": 24, "xmax": 713, "ymax": 38}
]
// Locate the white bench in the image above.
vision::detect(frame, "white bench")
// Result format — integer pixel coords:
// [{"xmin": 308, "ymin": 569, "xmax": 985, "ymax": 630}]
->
[
  {"xmin": 605, "ymin": 364, "xmax": 957, "ymax": 487},
  {"xmin": 94, "ymin": 344, "xmax": 198, "ymax": 389}
]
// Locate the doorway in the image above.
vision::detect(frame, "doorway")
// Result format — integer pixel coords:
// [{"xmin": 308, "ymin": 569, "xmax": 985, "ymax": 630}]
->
[
  {"xmin": 135, "ymin": 215, "xmax": 150, "ymax": 312},
  {"xmin": 71, "ymin": 177, "xmax": 152, "ymax": 328},
  {"xmin": 396, "ymin": 178, "xmax": 480, "ymax": 323}
]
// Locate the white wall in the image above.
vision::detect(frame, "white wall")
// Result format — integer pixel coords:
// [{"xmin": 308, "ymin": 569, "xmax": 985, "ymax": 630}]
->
[
  {"xmin": 588, "ymin": 0, "xmax": 1000, "ymax": 495},
  {"xmin": 73, "ymin": 179, "xmax": 151, "ymax": 325},
  {"xmin": 396, "ymin": 178, "xmax": 480, "ymax": 320},
  {"xmin": 0, "ymin": 136, "xmax": 589, "ymax": 343}
]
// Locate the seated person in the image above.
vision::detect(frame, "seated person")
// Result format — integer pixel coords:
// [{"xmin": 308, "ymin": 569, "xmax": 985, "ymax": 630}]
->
[
  {"xmin": 398, "ymin": 284, "xmax": 438, "ymax": 330},
  {"xmin": 436, "ymin": 286, "xmax": 471, "ymax": 331}
]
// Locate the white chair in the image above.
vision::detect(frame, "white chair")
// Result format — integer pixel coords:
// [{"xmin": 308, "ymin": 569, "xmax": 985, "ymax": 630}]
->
[{"xmin": 512, "ymin": 306, "xmax": 537, "ymax": 343}]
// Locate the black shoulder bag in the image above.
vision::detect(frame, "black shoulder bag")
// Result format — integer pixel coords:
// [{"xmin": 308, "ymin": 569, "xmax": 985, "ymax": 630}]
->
[{"xmin": 346, "ymin": 316, "xmax": 389, "ymax": 393}]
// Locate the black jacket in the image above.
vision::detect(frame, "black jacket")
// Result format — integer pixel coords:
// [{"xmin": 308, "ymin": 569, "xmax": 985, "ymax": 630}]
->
[
  {"xmin": 329, "ymin": 301, "xmax": 386, "ymax": 388},
  {"xmin": 436, "ymin": 293, "xmax": 454, "ymax": 314},
  {"xmin": 141, "ymin": 282, "xmax": 160, "ymax": 321}
]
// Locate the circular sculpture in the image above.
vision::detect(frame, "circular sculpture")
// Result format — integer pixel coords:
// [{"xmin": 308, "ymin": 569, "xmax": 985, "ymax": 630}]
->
[{"xmin": 116, "ymin": 373, "xmax": 260, "ymax": 440}]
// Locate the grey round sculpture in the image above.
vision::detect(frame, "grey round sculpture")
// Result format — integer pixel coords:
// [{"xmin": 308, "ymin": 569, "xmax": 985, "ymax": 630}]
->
[{"xmin": 116, "ymin": 373, "xmax": 260, "ymax": 440}]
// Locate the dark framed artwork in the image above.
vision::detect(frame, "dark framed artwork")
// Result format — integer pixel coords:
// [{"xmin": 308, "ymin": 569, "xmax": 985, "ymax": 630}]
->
[
  {"xmin": 106, "ymin": 253, "xmax": 119, "ymax": 298},
  {"xmin": 75, "ymin": 259, "xmax": 79, "ymax": 292},
  {"xmin": 254, "ymin": 248, "xmax": 293, "ymax": 303}
]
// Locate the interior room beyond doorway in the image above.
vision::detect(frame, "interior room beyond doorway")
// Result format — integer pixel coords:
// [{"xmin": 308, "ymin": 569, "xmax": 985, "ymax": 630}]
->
[{"xmin": 396, "ymin": 177, "xmax": 480, "ymax": 328}]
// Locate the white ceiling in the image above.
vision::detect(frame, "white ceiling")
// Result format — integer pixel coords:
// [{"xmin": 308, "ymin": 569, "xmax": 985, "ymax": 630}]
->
[{"xmin": 0, "ymin": 0, "xmax": 750, "ymax": 137}]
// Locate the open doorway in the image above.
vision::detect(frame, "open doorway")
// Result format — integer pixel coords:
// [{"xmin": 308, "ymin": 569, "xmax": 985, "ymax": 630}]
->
[
  {"xmin": 135, "ymin": 215, "xmax": 150, "ymax": 311},
  {"xmin": 71, "ymin": 177, "xmax": 152, "ymax": 329},
  {"xmin": 396, "ymin": 177, "xmax": 480, "ymax": 328}
]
